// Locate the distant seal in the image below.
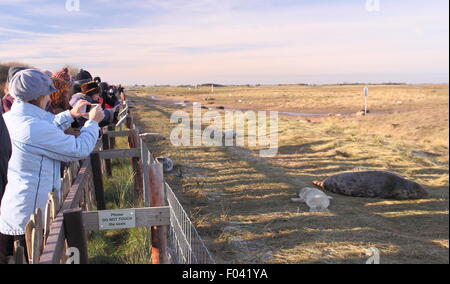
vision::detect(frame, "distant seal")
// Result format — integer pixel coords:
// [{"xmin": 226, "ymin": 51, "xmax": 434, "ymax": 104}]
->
[
  {"xmin": 156, "ymin": 157, "xmax": 174, "ymax": 173},
  {"xmin": 312, "ymin": 171, "xmax": 429, "ymax": 200}
]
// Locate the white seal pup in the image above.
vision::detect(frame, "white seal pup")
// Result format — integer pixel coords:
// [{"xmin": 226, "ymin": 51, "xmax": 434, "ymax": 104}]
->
[{"xmin": 291, "ymin": 187, "xmax": 333, "ymax": 212}]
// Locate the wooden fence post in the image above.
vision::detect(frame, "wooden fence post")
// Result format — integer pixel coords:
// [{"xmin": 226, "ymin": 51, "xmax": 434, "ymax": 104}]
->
[
  {"xmin": 14, "ymin": 241, "xmax": 25, "ymax": 264},
  {"xmin": 24, "ymin": 219, "xmax": 35, "ymax": 264},
  {"xmin": 125, "ymin": 111, "xmax": 133, "ymax": 130},
  {"xmin": 63, "ymin": 209, "xmax": 88, "ymax": 264},
  {"xmin": 148, "ymin": 162, "xmax": 169, "ymax": 264},
  {"xmin": 141, "ymin": 139, "xmax": 150, "ymax": 207},
  {"xmin": 108, "ymin": 125, "xmax": 116, "ymax": 149},
  {"xmin": 128, "ymin": 129, "xmax": 143, "ymax": 201},
  {"xmin": 102, "ymin": 132, "xmax": 112, "ymax": 177},
  {"xmin": 90, "ymin": 153, "xmax": 106, "ymax": 211}
]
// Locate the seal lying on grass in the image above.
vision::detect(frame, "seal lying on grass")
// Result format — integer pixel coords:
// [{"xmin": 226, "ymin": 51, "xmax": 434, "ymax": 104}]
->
[
  {"xmin": 156, "ymin": 157, "xmax": 174, "ymax": 173},
  {"xmin": 312, "ymin": 171, "xmax": 429, "ymax": 200}
]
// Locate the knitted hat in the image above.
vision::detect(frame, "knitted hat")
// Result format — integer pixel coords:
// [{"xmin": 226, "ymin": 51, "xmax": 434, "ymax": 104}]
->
[
  {"xmin": 81, "ymin": 81, "xmax": 100, "ymax": 97},
  {"xmin": 9, "ymin": 69, "xmax": 57, "ymax": 102},
  {"xmin": 99, "ymin": 82, "xmax": 109, "ymax": 93},
  {"xmin": 53, "ymin": 67, "xmax": 71, "ymax": 82},
  {"xmin": 75, "ymin": 69, "xmax": 93, "ymax": 81},
  {"xmin": 7, "ymin": 66, "xmax": 28, "ymax": 82}
]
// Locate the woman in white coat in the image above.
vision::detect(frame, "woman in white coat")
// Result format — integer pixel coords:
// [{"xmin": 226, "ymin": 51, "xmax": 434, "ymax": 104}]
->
[{"xmin": 0, "ymin": 69, "xmax": 105, "ymax": 260}]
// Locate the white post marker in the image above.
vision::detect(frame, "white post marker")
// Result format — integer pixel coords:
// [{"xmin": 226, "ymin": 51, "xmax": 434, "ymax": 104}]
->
[
  {"xmin": 211, "ymin": 84, "xmax": 214, "ymax": 93},
  {"xmin": 364, "ymin": 87, "xmax": 369, "ymax": 115}
]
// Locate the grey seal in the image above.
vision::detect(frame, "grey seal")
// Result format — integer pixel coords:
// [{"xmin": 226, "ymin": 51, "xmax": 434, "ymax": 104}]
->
[{"xmin": 312, "ymin": 171, "xmax": 429, "ymax": 200}]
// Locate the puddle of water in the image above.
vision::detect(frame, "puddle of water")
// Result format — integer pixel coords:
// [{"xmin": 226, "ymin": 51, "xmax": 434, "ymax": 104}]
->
[
  {"xmin": 279, "ymin": 111, "xmax": 331, "ymax": 117},
  {"xmin": 147, "ymin": 94, "xmax": 391, "ymax": 118}
]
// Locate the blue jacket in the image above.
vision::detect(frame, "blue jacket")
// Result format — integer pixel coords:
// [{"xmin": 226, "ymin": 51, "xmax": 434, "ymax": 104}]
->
[{"xmin": 0, "ymin": 101, "xmax": 99, "ymax": 235}]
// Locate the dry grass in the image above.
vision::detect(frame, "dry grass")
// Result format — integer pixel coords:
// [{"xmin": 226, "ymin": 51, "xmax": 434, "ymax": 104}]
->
[
  {"xmin": 87, "ymin": 137, "xmax": 152, "ymax": 264},
  {"xmin": 128, "ymin": 84, "xmax": 449, "ymax": 264}
]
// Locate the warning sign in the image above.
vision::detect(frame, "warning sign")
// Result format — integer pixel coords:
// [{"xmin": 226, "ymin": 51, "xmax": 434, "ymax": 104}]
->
[{"xmin": 98, "ymin": 209, "xmax": 136, "ymax": 230}]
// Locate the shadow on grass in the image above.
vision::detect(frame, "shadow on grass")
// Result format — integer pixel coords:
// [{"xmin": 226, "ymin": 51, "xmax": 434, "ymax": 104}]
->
[{"xmin": 130, "ymin": 93, "xmax": 449, "ymax": 264}]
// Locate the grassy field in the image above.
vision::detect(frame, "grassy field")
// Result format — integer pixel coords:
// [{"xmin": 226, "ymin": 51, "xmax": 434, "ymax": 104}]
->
[
  {"xmin": 87, "ymin": 137, "xmax": 152, "ymax": 264},
  {"xmin": 128, "ymin": 84, "xmax": 448, "ymax": 264}
]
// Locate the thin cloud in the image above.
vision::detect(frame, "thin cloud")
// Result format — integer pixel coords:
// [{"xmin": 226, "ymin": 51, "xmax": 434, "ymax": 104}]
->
[{"xmin": 0, "ymin": 0, "xmax": 448, "ymax": 84}]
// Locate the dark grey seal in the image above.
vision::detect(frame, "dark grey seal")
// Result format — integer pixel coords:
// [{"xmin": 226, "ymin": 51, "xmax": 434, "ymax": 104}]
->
[{"xmin": 312, "ymin": 171, "xmax": 429, "ymax": 200}]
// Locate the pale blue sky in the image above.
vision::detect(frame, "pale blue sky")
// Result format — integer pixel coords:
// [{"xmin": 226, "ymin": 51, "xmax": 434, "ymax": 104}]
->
[{"xmin": 0, "ymin": 0, "xmax": 448, "ymax": 85}]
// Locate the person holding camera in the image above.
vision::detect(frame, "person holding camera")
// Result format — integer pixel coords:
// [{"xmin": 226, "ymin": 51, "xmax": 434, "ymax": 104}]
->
[
  {"xmin": 0, "ymin": 69, "xmax": 104, "ymax": 260},
  {"xmin": 70, "ymin": 81, "xmax": 117, "ymax": 128}
]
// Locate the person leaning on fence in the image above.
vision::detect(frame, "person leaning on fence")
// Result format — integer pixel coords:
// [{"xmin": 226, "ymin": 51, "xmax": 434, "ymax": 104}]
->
[
  {"xmin": 118, "ymin": 84, "xmax": 126, "ymax": 104},
  {"xmin": 48, "ymin": 77, "xmax": 72, "ymax": 115},
  {"xmin": 0, "ymin": 69, "xmax": 105, "ymax": 260},
  {"xmin": 71, "ymin": 68, "xmax": 93, "ymax": 95},
  {"xmin": 70, "ymin": 81, "xmax": 117, "ymax": 128},
  {"xmin": 48, "ymin": 77, "xmax": 79, "ymax": 177}
]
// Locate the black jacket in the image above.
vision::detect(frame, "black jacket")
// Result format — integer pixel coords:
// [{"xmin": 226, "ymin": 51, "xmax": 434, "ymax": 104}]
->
[{"xmin": 0, "ymin": 112, "xmax": 12, "ymax": 204}]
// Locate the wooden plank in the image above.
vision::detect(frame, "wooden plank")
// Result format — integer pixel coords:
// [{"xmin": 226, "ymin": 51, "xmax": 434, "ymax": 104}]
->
[
  {"xmin": 31, "ymin": 228, "xmax": 39, "ymax": 264},
  {"xmin": 39, "ymin": 216, "xmax": 64, "ymax": 264},
  {"xmin": 126, "ymin": 113, "xmax": 134, "ymax": 130},
  {"xmin": 103, "ymin": 130, "xmax": 132, "ymax": 138},
  {"xmin": 40, "ymin": 159, "xmax": 91, "ymax": 264},
  {"xmin": 70, "ymin": 161, "xmax": 80, "ymax": 181},
  {"xmin": 107, "ymin": 125, "xmax": 116, "ymax": 149},
  {"xmin": 141, "ymin": 140, "xmax": 150, "ymax": 207},
  {"xmin": 60, "ymin": 242, "xmax": 69, "ymax": 264},
  {"xmin": 148, "ymin": 146, "xmax": 154, "ymax": 165},
  {"xmin": 129, "ymin": 129, "xmax": 143, "ymax": 201},
  {"xmin": 149, "ymin": 162, "xmax": 169, "ymax": 264},
  {"xmin": 61, "ymin": 171, "xmax": 71, "ymax": 202},
  {"xmin": 102, "ymin": 133, "xmax": 112, "ymax": 177},
  {"xmin": 82, "ymin": 207, "xmax": 170, "ymax": 232},
  {"xmin": 32, "ymin": 208, "xmax": 44, "ymax": 257},
  {"xmin": 43, "ymin": 200, "xmax": 52, "ymax": 243},
  {"xmin": 25, "ymin": 219, "xmax": 35, "ymax": 264},
  {"xmin": 93, "ymin": 140, "xmax": 103, "ymax": 152},
  {"xmin": 87, "ymin": 170, "xmax": 95, "ymax": 211},
  {"xmin": 14, "ymin": 241, "xmax": 25, "ymax": 265},
  {"xmin": 90, "ymin": 153, "xmax": 106, "ymax": 211},
  {"xmin": 48, "ymin": 192, "xmax": 59, "ymax": 220},
  {"xmin": 63, "ymin": 209, "xmax": 89, "ymax": 264},
  {"xmin": 97, "ymin": 148, "xmax": 141, "ymax": 159}
]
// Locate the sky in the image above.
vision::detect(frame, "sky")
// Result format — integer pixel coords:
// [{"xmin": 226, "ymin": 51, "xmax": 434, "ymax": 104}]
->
[{"xmin": 0, "ymin": 0, "xmax": 448, "ymax": 85}]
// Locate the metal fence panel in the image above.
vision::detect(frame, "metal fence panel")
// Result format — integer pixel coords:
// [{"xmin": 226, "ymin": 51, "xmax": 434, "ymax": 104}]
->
[{"xmin": 166, "ymin": 183, "xmax": 215, "ymax": 264}]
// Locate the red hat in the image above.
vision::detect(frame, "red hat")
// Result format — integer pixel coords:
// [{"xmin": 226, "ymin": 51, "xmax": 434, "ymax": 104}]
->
[{"xmin": 53, "ymin": 67, "xmax": 71, "ymax": 82}]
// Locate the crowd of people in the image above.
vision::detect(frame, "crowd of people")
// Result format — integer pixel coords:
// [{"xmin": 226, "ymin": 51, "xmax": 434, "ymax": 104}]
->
[{"xmin": 0, "ymin": 66, "xmax": 127, "ymax": 263}]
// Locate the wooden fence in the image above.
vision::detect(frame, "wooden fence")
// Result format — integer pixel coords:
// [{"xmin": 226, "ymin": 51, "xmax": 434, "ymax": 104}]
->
[{"xmin": 8, "ymin": 102, "xmax": 209, "ymax": 264}]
